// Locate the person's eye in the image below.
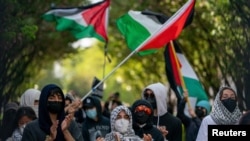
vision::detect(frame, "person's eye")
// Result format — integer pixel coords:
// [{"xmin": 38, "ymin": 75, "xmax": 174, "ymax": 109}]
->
[
  {"xmin": 124, "ymin": 115, "xmax": 130, "ymax": 120},
  {"xmin": 116, "ymin": 115, "xmax": 121, "ymax": 119}
]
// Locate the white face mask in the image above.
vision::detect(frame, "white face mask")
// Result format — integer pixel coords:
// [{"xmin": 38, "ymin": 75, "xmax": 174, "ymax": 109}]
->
[
  {"xmin": 32, "ymin": 105, "xmax": 39, "ymax": 117},
  {"xmin": 114, "ymin": 118, "xmax": 129, "ymax": 134},
  {"xmin": 19, "ymin": 124, "xmax": 26, "ymax": 134}
]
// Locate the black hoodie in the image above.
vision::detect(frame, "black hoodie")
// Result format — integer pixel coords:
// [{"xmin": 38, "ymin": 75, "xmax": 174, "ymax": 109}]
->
[
  {"xmin": 82, "ymin": 96, "xmax": 111, "ymax": 141},
  {"xmin": 131, "ymin": 99, "xmax": 164, "ymax": 141},
  {"xmin": 21, "ymin": 84, "xmax": 83, "ymax": 141}
]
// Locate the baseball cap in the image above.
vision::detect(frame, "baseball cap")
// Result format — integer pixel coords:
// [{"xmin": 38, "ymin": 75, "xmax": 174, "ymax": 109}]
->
[{"xmin": 83, "ymin": 97, "xmax": 95, "ymax": 108}]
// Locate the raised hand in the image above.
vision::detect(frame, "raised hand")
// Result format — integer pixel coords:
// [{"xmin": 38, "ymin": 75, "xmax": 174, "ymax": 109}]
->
[
  {"xmin": 114, "ymin": 132, "xmax": 121, "ymax": 141},
  {"xmin": 61, "ymin": 113, "xmax": 73, "ymax": 131},
  {"xmin": 143, "ymin": 133, "xmax": 152, "ymax": 141},
  {"xmin": 50, "ymin": 120, "xmax": 59, "ymax": 140},
  {"xmin": 157, "ymin": 126, "xmax": 168, "ymax": 137},
  {"xmin": 65, "ymin": 99, "xmax": 81, "ymax": 114},
  {"xmin": 96, "ymin": 137, "xmax": 105, "ymax": 141}
]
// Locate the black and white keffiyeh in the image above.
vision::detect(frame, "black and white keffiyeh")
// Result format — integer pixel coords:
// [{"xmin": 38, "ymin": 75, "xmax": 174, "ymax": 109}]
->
[
  {"xmin": 104, "ymin": 105, "xmax": 141, "ymax": 141},
  {"xmin": 210, "ymin": 86, "xmax": 242, "ymax": 125}
]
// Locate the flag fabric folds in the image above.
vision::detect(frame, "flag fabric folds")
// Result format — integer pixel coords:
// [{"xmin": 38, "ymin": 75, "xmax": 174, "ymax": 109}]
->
[
  {"xmin": 91, "ymin": 76, "xmax": 104, "ymax": 100},
  {"xmin": 42, "ymin": 0, "xmax": 110, "ymax": 42},
  {"xmin": 164, "ymin": 41, "xmax": 208, "ymax": 103},
  {"xmin": 116, "ymin": 0, "xmax": 195, "ymax": 55},
  {"xmin": 164, "ymin": 41, "xmax": 182, "ymax": 102}
]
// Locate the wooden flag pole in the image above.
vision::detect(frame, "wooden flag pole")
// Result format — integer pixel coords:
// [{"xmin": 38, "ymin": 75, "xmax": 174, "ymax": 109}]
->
[{"xmin": 170, "ymin": 40, "xmax": 191, "ymax": 109}]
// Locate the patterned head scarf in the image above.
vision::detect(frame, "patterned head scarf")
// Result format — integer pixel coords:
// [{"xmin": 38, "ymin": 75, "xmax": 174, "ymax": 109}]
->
[
  {"xmin": 105, "ymin": 105, "xmax": 141, "ymax": 141},
  {"xmin": 210, "ymin": 86, "xmax": 242, "ymax": 125}
]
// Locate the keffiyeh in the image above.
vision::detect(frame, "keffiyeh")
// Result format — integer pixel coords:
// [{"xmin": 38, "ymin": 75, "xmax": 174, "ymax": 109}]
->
[
  {"xmin": 210, "ymin": 86, "xmax": 242, "ymax": 125},
  {"xmin": 105, "ymin": 105, "xmax": 141, "ymax": 141}
]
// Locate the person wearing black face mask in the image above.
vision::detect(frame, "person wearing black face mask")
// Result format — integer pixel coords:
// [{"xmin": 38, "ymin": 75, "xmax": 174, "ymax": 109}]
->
[
  {"xmin": 22, "ymin": 84, "xmax": 83, "ymax": 141},
  {"xmin": 131, "ymin": 99, "xmax": 165, "ymax": 141},
  {"xmin": 194, "ymin": 107, "xmax": 205, "ymax": 119},
  {"xmin": 177, "ymin": 91, "xmax": 211, "ymax": 141},
  {"xmin": 196, "ymin": 86, "xmax": 242, "ymax": 141},
  {"xmin": 195, "ymin": 100, "xmax": 211, "ymax": 120},
  {"xmin": 142, "ymin": 83, "xmax": 182, "ymax": 141}
]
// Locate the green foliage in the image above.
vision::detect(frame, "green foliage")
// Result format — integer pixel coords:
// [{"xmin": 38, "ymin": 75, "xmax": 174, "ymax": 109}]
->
[
  {"xmin": 21, "ymin": 25, "xmax": 38, "ymax": 40},
  {"xmin": 1, "ymin": 0, "xmax": 250, "ymax": 110}
]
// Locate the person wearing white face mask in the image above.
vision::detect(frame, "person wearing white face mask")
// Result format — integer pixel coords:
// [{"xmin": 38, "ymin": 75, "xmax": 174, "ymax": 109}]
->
[
  {"xmin": 11, "ymin": 106, "xmax": 37, "ymax": 141},
  {"xmin": 82, "ymin": 96, "xmax": 111, "ymax": 141},
  {"xmin": 104, "ymin": 105, "xmax": 151, "ymax": 141}
]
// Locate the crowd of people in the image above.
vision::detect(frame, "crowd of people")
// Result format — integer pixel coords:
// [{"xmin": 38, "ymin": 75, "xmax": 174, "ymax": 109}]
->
[{"xmin": 0, "ymin": 82, "xmax": 249, "ymax": 141}]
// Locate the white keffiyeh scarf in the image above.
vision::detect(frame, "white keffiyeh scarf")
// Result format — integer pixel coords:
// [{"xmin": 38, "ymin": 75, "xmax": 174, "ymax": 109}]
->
[
  {"xmin": 104, "ymin": 105, "xmax": 142, "ymax": 141},
  {"xmin": 210, "ymin": 86, "xmax": 242, "ymax": 125}
]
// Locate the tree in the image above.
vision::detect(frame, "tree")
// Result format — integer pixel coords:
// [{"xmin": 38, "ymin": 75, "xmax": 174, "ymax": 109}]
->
[
  {"xmin": 0, "ymin": 0, "xmax": 79, "ymax": 112},
  {"xmin": 1, "ymin": 0, "xmax": 250, "ymax": 113}
]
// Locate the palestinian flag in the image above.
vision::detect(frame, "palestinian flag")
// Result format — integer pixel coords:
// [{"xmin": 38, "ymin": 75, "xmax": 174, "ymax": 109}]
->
[
  {"xmin": 42, "ymin": 0, "xmax": 110, "ymax": 42},
  {"xmin": 116, "ymin": 0, "xmax": 195, "ymax": 55},
  {"xmin": 164, "ymin": 41, "xmax": 208, "ymax": 103}
]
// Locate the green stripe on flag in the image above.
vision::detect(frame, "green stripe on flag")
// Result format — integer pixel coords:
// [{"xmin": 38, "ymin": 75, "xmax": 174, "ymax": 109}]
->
[
  {"xmin": 183, "ymin": 77, "xmax": 208, "ymax": 102},
  {"xmin": 43, "ymin": 15, "xmax": 104, "ymax": 41},
  {"xmin": 116, "ymin": 13, "xmax": 157, "ymax": 55}
]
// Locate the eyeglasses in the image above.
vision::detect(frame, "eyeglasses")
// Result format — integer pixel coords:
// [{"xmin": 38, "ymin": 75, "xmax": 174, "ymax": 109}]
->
[
  {"xmin": 135, "ymin": 105, "xmax": 152, "ymax": 115},
  {"xmin": 144, "ymin": 93, "xmax": 155, "ymax": 99}
]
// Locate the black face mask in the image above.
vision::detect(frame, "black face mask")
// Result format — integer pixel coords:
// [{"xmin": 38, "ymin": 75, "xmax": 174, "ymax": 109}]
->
[
  {"xmin": 134, "ymin": 111, "xmax": 149, "ymax": 124},
  {"xmin": 146, "ymin": 98, "xmax": 157, "ymax": 109},
  {"xmin": 221, "ymin": 98, "xmax": 237, "ymax": 113},
  {"xmin": 195, "ymin": 108, "xmax": 205, "ymax": 118},
  {"xmin": 47, "ymin": 101, "xmax": 63, "ymax": 114}
]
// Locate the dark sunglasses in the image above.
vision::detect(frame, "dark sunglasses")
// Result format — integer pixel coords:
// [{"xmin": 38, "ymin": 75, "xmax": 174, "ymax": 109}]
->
[
  {"xmin": 135, "ymin": 105, "xmax": 152, "ymax": 115},
  {"xmin": 144, "ymin": 93, "xmax": 155, "ymax": 99}
]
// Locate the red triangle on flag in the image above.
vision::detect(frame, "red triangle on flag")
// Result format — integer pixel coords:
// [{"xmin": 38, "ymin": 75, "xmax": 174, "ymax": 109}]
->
[{"xmin": 81, "ymin": 0, "xmax": 110, "ymax": 41}]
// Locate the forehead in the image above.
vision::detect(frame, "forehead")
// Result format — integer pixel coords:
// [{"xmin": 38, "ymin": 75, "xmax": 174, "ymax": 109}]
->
[
  {"xmin": 145, "ymin": 89, "xmax": 154, "ymax": 94},
  {"xmin": 116, "ymin": 109, "xmax": 130, "ymax": 120},
  {"xmin": 49, "ymin": 93, "xmax": 62, "ymax": 96},
  {"xmin": 118, "ymin": 110, "xmax": 127, "ymax": 116},
  {"xmin": 136, "ymin": 104, "xmax": 147, "ymax": 108},
  {"xmin": 221, "ymin": 89, "xmax": 236, "ymax": 97},
  {"xmin": 145, "ymin": 89, "xmax": 152, "ymax": 92},
  {"xmin": 18, "ymin": 116, "xmax": 33, "ymax": 124}
]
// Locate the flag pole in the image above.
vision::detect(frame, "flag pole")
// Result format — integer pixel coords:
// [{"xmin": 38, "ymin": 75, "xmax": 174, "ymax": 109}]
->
[
  {"xmin": 170, "ymin": 40, "xmax": 191, "ymax": 108},
  {"xmin": 103, "ymin": 3, "xmax": 111, "ymax": 79},
  {"xmin": 81, "ymin": 48, "xmax": 138, "ymax": 101},
  {"xmin": 81, "ymin": 21, "xmax": 161, "ymax": 101},
  {"xmin": 170, "ymin": 41, "xmax": 187, "ymax": 90}
]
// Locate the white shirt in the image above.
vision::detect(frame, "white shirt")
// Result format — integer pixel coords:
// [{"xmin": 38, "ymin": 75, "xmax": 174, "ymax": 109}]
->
[{"xmin": 196, "ymin": 115, "xmax": 216, "ymax": 141}]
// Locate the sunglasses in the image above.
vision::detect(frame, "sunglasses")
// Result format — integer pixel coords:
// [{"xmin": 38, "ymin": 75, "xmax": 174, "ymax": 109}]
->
[
  {"xmin": 144, "ymin": 93, "xmax": 155, "ymax": 99},
  {"xmin": 135, "ymin": 105, "xmax": 152, "ymax": 115}
]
